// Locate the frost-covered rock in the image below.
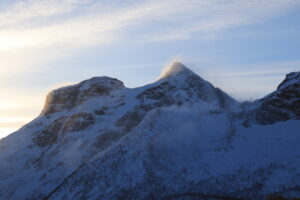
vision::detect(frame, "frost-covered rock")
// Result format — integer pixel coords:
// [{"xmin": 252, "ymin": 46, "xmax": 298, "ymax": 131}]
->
[
  {"xmin": 0, "ymin": 63, "xmax": 299, "ymax": 200},
  {"xmin": 249, "ymin": 71, "xmax": 300, "ymax": 125},
  {"xmin": 141, "ymin": 62, "xmax": 239, "ymax": 110},
  {"xmin": 42, "ymin": 77, "xmax": 124, "ymax": 115}
]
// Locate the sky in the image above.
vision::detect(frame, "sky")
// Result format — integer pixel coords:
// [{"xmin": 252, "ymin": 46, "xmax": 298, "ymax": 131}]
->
[{"xmin": 0, "ymin": 0, "xmax": 300, "ymax": 139}]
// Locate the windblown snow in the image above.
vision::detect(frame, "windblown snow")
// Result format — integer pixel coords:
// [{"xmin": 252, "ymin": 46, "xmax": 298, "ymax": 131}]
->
[{"xmin": 0, "ymin": 62, "xmax": 299, "ymax": 200}]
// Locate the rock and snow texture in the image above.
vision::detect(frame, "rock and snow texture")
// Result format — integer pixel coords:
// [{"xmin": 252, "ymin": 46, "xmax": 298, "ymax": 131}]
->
[
  {"xmin": 254, "ymin": 72, "xmax": 300, "ymax": 124},
  {"xmin": 0, "ymin": 62, "xmax": 300, "ymax": 200},
  {"xmin": 241, "ymin": 71, "xmax": 300, "ymax": 126}
]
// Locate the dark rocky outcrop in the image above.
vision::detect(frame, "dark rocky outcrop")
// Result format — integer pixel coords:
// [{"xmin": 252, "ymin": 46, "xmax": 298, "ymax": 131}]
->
[
  {"xmin": 33, "ymin": 117, "xmax": 66, "ymax": 147},
  {"xmin": 139, "ymin": 62, "xmax": 238, "ymax": 110},
  {"xmin": 42, "ymin": 77, "xmax": 124, "ymax": 115},
  {"xmin": 62, "ymin": 112, "xmax": 95, "ymax": 133},
  {"xmin": 254, "ymin": 72, "xmax": 300, "ymax": 125},
  {"xmin": 93, "ymin": 129, "xmax": 124, "ymax": 150},
  {"xmin": 33, "ymin": 112, "xmax": 95, "ymax": 146}
]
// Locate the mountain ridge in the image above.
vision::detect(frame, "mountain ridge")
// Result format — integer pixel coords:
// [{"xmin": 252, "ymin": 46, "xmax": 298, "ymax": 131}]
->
[{"xmin": 0, "ymin": 62, "xmax": 300, "ymax": 200}]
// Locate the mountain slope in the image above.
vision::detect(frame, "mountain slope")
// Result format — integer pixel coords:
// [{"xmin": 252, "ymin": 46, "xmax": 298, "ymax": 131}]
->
[
  {"xmin": 0, "ymin": 63, "xmax": 299, "ymax": 200},
  {"xmin": 254, "ymin": 71, "xmax": 300, "ymax": 124}
]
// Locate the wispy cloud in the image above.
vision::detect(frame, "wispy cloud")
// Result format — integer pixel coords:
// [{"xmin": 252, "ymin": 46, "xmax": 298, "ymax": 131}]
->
[
  {"xmin": 0, "ymin": 0, "xmax": 298, "ymax": 79},
  {"xmin": 0, "ymin": 0, "xmax": 299, "ymax": 51},
  {"xmin": 0, "ymin": 0, "xmax": 74, "ymax": 27},
  {"xmin": 0, "ymin": 0, "xmax": 300, "ymax": 138}
]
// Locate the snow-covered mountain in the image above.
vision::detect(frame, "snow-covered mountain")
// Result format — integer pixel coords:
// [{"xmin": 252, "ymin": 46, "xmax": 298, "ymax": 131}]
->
[{"xmin": 0, "ymin": 62, "xmax": 300, "ymax": 200}]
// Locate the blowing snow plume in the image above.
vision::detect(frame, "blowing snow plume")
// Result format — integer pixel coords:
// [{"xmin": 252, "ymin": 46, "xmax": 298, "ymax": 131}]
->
[{"xmin": 0, "ymin": 63, "xmax": 300, "ymax": 200}]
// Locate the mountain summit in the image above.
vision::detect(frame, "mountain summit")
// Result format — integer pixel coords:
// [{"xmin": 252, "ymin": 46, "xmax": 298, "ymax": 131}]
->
[
  {"xmin": 42, "ymin": 76, "xmax": 124, "ymax": 115},
  {"xmin": 0, "ymin": 63, "xmax": 300, "ymax": 200},
  {"xmin": 159, "ymin": 62, "xmax": 195, "ymax": 79}
]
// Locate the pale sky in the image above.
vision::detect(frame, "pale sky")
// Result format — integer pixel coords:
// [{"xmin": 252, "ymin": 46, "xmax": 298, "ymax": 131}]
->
[{"xmin": 1, "ymin": 0, "xmax": 300, "ymax": 138}]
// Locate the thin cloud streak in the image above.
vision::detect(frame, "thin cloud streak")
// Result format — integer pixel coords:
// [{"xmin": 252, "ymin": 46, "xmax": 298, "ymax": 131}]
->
[
  {"xmin": 0, "ymin": 0, "xmax": 299, "ymax": 51},
  {"xmin": 0, "ymin": 0, "xmax": 85, "ymax": 27},
  {"xmin": 0, "ymin": 0, "xmax": 300, "ymax": 138},
  {"xmin": 0, "ymin": 0, "xmax": 299, "ymax": 80}
]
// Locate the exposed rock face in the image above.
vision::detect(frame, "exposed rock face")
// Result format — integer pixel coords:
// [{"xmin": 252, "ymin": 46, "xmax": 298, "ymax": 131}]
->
[
  {"xmin": 93, "ymin": 129, "xmax": 124, "ymax": 150},
  {"xmin": 253, "ymin": 72, "xmax": 300, "ymax": 125},
  {"xmin": 42, "ymin": 77, "xmax": 124, "ymax": 115},
  {"xmin": 139, "ymin": 62, "xmax": 238, "ymax": 110},
  {"xmin": 0, "ymin": 63, "xmax": 300, "ymax": 200},
  {"xmin": 33, "ymin": 117, "xmax": 65, "ymax": 147},
  {"xmin": 33, "ymin": 112, "xmax": 95, "ymax": 147},
  {"xmin": 62, "ymin": 113, "xmax": 95, "ymax": 133}
]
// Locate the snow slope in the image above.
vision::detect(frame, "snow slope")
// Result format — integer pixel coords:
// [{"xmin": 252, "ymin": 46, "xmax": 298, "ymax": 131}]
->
[{"xmin": 0, "ymin": 62, "xmax": 299, "ymax": 200}]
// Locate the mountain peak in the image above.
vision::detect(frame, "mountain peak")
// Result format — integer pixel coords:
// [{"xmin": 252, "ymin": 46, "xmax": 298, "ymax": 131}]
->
[
  {"xmin": 159, "ymin": 62, "xmax": 195, "ymax": 79},
  {"xmin": 253, "ymin": 71, "xmax": 300, "ymax": 125},
  {"xmin": 3, "ymin": 63, "xmax": 300, "ymax": 200},
  {"xmin": 42, "ymin": 76, "xmax": 124, "ymax": 115},
  {"xmin": 277, "ymin": 71, "xmax": 300, "ymax": 90}
]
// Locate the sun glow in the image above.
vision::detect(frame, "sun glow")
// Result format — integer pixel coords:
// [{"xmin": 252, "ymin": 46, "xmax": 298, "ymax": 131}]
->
[
  {"xmin": 0, "ymin": 31, "xmax": 36, "ymax": 51},
  {"xmin": 0, "ymin": 116, "xmax": 33, "ymax": 139},
  {"xmin": 0, "ymin": 92, "xmax": 44, "ymax": 139},
  {"xmin": 0, "ymin": 128, "xmax": 19, "ymax": 138},
  {"xmin": 0, "ymin": 117, "xmax": 32, "ymax": 124}
]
